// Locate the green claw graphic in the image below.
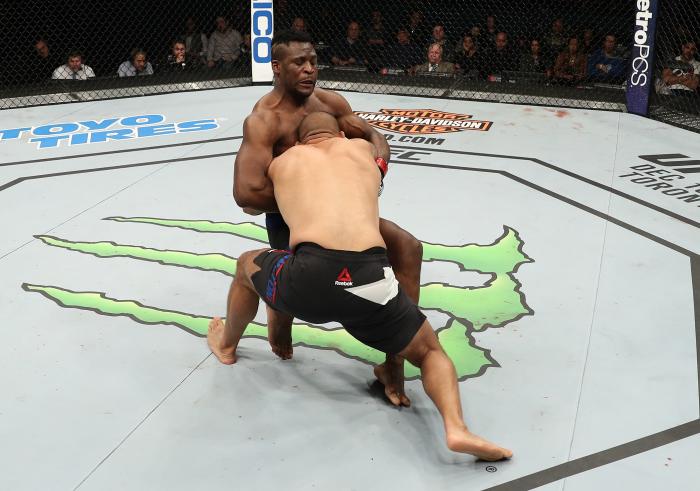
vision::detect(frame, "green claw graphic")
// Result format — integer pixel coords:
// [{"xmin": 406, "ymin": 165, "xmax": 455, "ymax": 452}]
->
[
  {"xmin": 104, "ymin": 217, "xmax": 531, "ymax": 274},
  {"xmin": 36, "ymin": 225, "xmax": 531, "ymax": 330},
  {"xmin": 36, "ymin": 235, "xmax": 238, "ymax": 275},
  {"xmin": 105, "ymin": 216, "xmax": 269, "ymax": 243},
  {"xmin": 26, "ymin": 216, "xmax": 533, "ymax": 379},
  {"xmin": 22, "ymin": 283, "xmax": 493, "ymax": 380}
]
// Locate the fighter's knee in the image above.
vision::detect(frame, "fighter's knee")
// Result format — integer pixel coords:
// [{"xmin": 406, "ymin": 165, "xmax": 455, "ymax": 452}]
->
[
  {"xmin": 396, "ymin": 234, "xmax": 422, "ymax": 275},
  {"xmin": 407, "ymin": 235, "xmax": 423, "ymax": 263},
  {"xmin": 382, "ymin": 221, "xmax": 422, "ymax": 266},
  {"xmin": 237, "ymin": 249, "xmax": 266, "ymax": 276}
]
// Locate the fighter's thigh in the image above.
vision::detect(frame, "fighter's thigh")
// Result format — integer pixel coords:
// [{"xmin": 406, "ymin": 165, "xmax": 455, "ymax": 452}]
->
[
  {"xmin": 397, "ymin": 319, "xmax": 443, "ymax": 366},
  {"xmin": 378, "ymin": 218, "xmax": 422, "ymax": 266},
  {"xmin": 236, "ymin": 248, "xmax": 270, "ymax": 289}
]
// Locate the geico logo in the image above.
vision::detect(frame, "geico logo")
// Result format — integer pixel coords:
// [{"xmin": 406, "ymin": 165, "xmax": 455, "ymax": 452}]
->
[
  {"xmin": 630, "ymin": 0, "xmax": 654, "ymax": 87},
  {"xmin": 252, "ymin": 1, "xmax": 273, "ymax": 63}
]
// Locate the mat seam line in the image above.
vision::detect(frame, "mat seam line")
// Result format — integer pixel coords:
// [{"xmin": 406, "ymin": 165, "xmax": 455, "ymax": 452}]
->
[
  {"xmin": 562, "ymin": 112, "xmax": 623, "ymax": 489},
  {"xmin": 73, "ymin": 354, "xmax": 212, "ymax": 490}
]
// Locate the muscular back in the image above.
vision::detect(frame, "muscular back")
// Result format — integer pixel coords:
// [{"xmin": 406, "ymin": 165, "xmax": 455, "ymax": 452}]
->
[{"xmin": 268, "ymin": 137, "xmax": 385, "ymax": 251}]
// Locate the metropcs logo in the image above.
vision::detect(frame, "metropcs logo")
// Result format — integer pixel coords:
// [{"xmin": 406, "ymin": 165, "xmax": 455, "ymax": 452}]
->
[
  {"xmin": 354, "ymin": 109, "xmax": 493, "ymax": 134},
  {"xmin": 630, "ymin": 0, "xmax": 655, "ymax": 87}
]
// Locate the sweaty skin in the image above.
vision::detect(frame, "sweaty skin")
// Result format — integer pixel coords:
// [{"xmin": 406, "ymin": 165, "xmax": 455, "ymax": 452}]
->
[{"xmin": 233, "ymin": 39, "xmax": 421, "ymax": 407}]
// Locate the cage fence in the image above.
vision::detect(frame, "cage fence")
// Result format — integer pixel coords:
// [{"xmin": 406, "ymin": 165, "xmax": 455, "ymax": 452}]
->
[{"xmin": 1, "ymin": 0, "xmax": 698, "ymax": 133}]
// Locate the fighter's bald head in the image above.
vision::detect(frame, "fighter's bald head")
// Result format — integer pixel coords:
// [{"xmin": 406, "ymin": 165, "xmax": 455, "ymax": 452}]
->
[{"xmin": 298, "ymin": 112, "xmax": 341, "ymax": 142}]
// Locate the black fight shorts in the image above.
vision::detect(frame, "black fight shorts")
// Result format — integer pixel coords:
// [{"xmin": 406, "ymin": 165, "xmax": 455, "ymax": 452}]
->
[
  {"xmin": 251, "ymin": 242, "xmax": 425, "ymax": 354},
  {"xmin": 265, "ymin": 213, "xmax": 290, "ymax": 249}
]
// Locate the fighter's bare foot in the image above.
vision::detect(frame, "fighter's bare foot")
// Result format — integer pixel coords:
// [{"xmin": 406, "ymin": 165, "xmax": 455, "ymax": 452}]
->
[
  {"xmin": 207, "ymin": 317, "xmax": 237, "ymax": 365},
  {"xmin": 267, "ymin": 310, "xmax": 293, "ymax": 360},
  {"xmin": 446, "ymin": 427, "xmax": 513, "ymax": 461},
  {"xmin": 268, "ymin": 332, "xmax": 292, "ymax": 360},
  {"xmin": 374, "ymin": 360, "xmax": 411, "ymax": 407}
]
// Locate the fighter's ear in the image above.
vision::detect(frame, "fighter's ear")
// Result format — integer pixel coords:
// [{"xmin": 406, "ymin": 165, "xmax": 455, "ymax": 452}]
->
[{"xmin": 271, "ymin": 59, "xmax": 281, "ymax": 75}]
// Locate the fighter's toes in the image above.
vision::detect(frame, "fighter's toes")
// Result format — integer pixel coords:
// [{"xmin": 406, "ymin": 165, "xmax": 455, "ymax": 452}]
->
[
  {"xmin": 271, "ymin": 344, "xmax": 293, "ymax": 360},
  {"xmin": 374, "ymin": 363, "xmax": 411, "ymax": 407}
]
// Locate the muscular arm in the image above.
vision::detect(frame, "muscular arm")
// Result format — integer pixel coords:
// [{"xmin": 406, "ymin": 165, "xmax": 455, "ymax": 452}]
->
[
  {"xmin": 232, "ymin": 114, "xmax": 279, "ymax": 212},
  {"xmin": 321, "ymin": 90, "xmax": 391, "ymax": 162}
]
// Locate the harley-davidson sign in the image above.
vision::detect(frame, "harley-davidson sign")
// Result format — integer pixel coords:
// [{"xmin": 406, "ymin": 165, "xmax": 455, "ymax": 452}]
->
[{"xmin": 354, "ymin": 109, "xmax": 493, "ymax": 134}]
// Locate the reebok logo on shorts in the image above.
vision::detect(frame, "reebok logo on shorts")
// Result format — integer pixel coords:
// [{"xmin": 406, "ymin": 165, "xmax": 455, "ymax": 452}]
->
[{"xmin": 335, "ymin": 267, "xmax": 353, "ymax": 286}]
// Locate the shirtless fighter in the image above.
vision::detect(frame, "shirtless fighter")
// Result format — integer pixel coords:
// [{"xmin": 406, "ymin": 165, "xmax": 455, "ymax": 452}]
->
[
  {"xmin": 233, "ymin": 30, "xmax": 420, "ymax": 406},
  {"xmin": 208, "ymin": 112, "xmax": 512, "ymax": 461}
]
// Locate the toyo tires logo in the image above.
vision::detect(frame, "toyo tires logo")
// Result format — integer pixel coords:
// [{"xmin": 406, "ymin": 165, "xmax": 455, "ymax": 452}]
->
[
  {"xmin": 354, "ymin": 109, "xmax": 493, "ymax": 134},
  {"xmin": 22, "ymin": 216, "xmax": 532, "ymax": 380}
]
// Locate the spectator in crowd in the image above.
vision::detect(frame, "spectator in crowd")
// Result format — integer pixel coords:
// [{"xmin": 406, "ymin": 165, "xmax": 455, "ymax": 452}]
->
[
  {"xmin": 580, "ymin": 29, "xmax": 595, "ymax": 55},
  {"xmin": 330, "ymin": 21, "xmax": 365, "ymax": 67},
  {"xmin": 182, "ymin": 17, "xmax": 208, "ymax": 63},
  {"xmin": 481, "ymin": 32, "xmax": 517, "ymax": 80},
  {"xmin": 29, "ymin": 38, "xmax": 60, "ymax": 82},
  {"xmin": 553, "ymin": 37, "xmax": 587, "ymax": 84},
  {"xmin": 520, "ymin": 38, "xmax": 549, "ymax": 76},
  {"xmin": 470, "ymin": 25, "xmax": 482, "ymax": 48},
  {"xmin": 366, "ymin": 10, "xmax": 388, "ymax": 70},
  {"xmin": 383, "ymin": 27, "xmax": 421, "ymax": 71},
  {"xmin": 207, "ymin": 16, "xmax": 243, "ymax": 69},
  {"xmin": 118, "ymin": 48, "xmax": 154, "ymax": 77},
  {"xmin": 313, "ymin": 9, "xmax": 335, "ymax": 46},
  {"xmin": 676, "ymin": 40, "xmax": 699, "ymax": 71},
  {"xmin": 452, "ymin": 34, "xmax": 480, "ymax": 77},
  {"xmin": 412, "ymin": 43, "xmax": 456, "ymax": 75},
  {"xmin": 238, "ymin": 33, "xmax": 252, "ymax": 69},
  {"xmin": 162, "ymin": 39, "xmax": 199, "ymax": 72},
  {"xmin": 272, "ymin": 0, "xmax": 293, "ymax": 33},
  {"xmin": 662, "ymin": 41, "xmax": 699, "ymax": 96},
  {"xmin": 587, "ymin": 34, "xmax": 626, "ymax": 83},
  {"xmin": 406, "ymin": 9, "xmax": 429, "ymax": 46},
  {"xmin": 515, "ymin": 34, "xmax": 530, "ymax": 55},
  {"xmin": 428, "ymin": 24, "xmax": 454, "ymax": 62},
  {"xmin": 544, "ymin": 18, "xmax": 567, "ymax": 62},
  {"xmin": 291, "ymin": 17, "xmax": 307, "ymax": 32},
  {"xmin": 484, "ymin": 15, "xmax": 498, "ymax": 45},
  {"xmin": 52, "ymin": 51, "xmax": 95, "ymax": 80}
]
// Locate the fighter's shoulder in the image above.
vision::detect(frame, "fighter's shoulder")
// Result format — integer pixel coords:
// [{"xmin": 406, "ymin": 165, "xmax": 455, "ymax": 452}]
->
[
  {"xmin": 314, "ymin": 88, "xmax": 352, "ymax": 113},
  {"xmin": 347, "ymin": 137, "xmax": 375, "ymax": 152},
  {"xmin": 243, "ymin": 107, "xmax": 279, "ymax": 140}
]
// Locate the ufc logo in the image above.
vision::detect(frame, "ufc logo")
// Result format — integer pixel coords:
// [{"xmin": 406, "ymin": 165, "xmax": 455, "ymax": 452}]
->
[{"xmin": 639, "ymin": 154, "xmax": 700, "ymax": 174}]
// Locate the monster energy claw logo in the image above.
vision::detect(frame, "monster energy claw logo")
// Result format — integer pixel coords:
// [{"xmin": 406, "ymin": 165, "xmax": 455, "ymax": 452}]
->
[{"xmin": 23, "ymin": 216, "xmax": 533, "ymax": 380}]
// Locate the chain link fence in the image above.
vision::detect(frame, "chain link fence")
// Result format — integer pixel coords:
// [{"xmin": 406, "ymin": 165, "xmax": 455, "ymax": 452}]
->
[
  {"xmin": 650, "ymin": 0, "xmax": 700, "ymax": 132},
  {"xmin": 280, "ymin": 0, "xmax": 634, "ymax": 110},
  {"xmin": 0, "ymin": 0, "xmax": 253, "ymax": 108},
  {"xmin": 1, "ymin": 1, "xmax": 699, "ymax": 133}
]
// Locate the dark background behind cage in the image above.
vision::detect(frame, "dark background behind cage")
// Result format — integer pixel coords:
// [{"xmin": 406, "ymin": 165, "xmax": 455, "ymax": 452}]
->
[{"xmin": 1, "ymin": 0, "xmax": 698, "ymax": 132}]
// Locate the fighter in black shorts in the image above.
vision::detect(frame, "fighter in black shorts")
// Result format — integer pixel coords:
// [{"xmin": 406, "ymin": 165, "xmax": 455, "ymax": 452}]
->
[
  {"xmin": 252, "ymin": 243, "xmax": 425, "ymax": 354},
  {"xmin": 207, "ymin": 112, "xmax": 512, "ymax": 461},
  {"xmin": 234, "ymin": 30, "xmax": 422, "ymax": 407}
]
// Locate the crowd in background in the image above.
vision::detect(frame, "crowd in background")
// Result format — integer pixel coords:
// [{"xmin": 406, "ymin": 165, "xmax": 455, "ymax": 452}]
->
[
  {"xmin": 14, "ymin": 3, "xmax": 700, "ymax": 103},
  {"xmin": 24, "ymin": 15, "xmax": 251, "ymax": 83}
]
